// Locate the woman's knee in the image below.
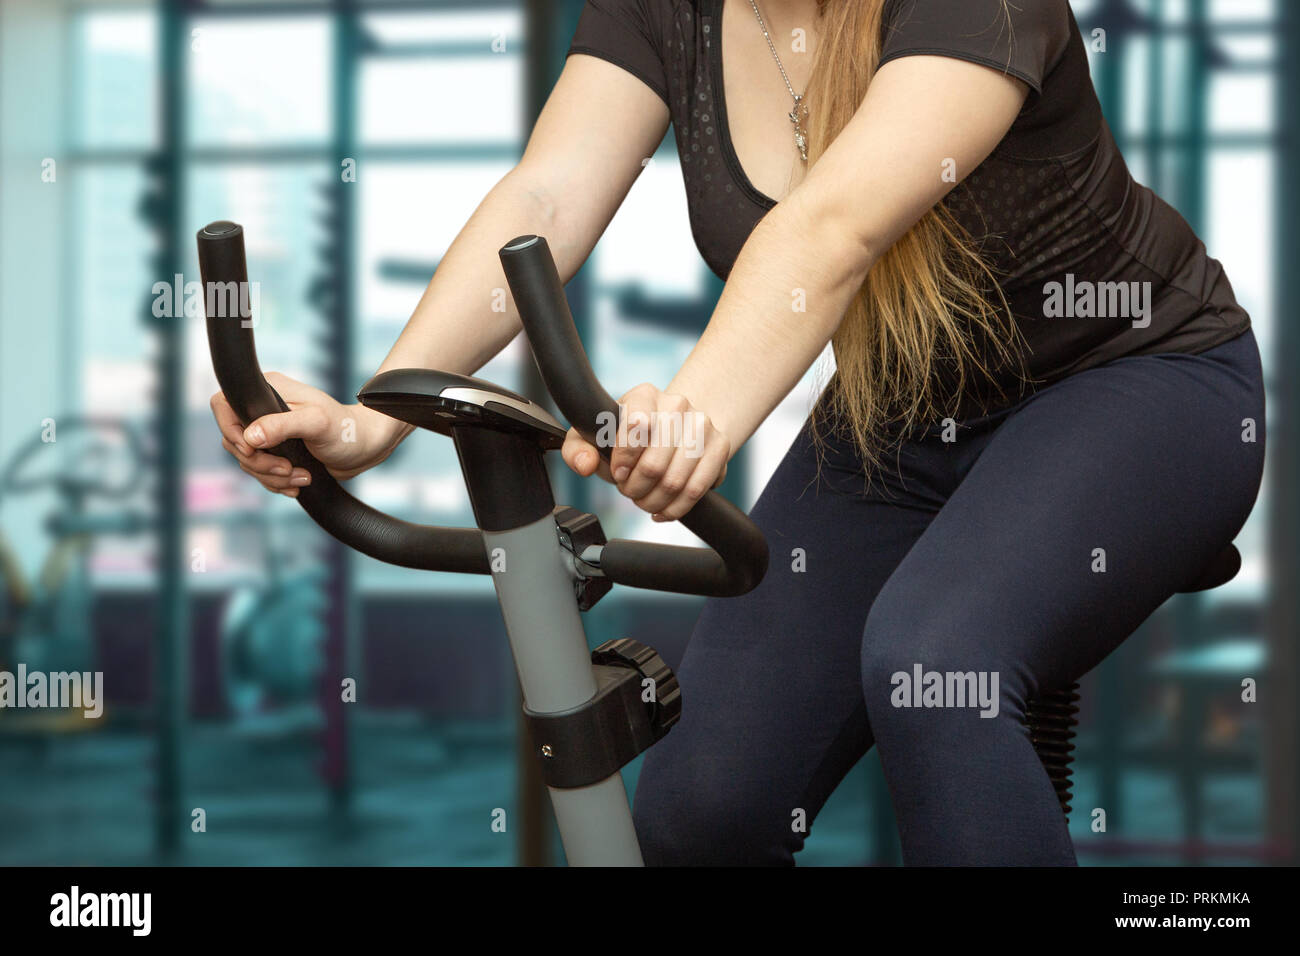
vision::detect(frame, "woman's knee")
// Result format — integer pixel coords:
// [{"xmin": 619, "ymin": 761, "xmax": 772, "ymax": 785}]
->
[
  {"xmin": 633, "ymin": 750, "xmax": 798, "ymax": 866},
  {"xmin": 860, "ymin": 585, "xmax": 960, "ymax": 696},
  {"xmin": 859, "ymin": 587, "xmax": 1031, "ymax": 726}
]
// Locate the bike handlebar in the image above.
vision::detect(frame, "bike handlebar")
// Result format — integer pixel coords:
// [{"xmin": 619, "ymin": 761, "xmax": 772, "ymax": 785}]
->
[
  {"xmin": 198, "ymin": 220, "xmax": 767, "ymax": 598},
  {"xmin": 499, "ymin": 235, "xmax": 767, "ymax": 597},
  {"xmin": 197, "ymin": 221, "xmax": 489, "ymax": 575}
]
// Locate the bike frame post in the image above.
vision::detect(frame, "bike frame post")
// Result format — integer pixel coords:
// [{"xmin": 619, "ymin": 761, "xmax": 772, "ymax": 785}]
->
[{"xmin": 452, "ymin": 426, "xmax": 643, "ymax": 866}]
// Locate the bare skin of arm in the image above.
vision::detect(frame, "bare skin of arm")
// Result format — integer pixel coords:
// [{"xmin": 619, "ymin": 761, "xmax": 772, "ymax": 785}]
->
[
  {"xmin": 562, "ymin": 55, "xmax": 1029, "ymax": 520},
  {"xmin": 211, "ymin": 54, "xmax": 669, "ymax": 496}
]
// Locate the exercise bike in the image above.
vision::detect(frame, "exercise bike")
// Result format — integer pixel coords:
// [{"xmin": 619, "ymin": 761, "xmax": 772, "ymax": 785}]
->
[
  {"xmin": 0, "ymin": 417, "xmax": 149, "ymax": 684},
  {"xmin": 199, "ymin": 221, "xmax": 1242, "ymax": 864},
  {"xmin": 198, "ymin": 221, "xmax": 767, "ymax": 866}
]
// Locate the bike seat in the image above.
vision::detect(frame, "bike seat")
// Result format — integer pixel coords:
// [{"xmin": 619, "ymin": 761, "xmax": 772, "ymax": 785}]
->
[
  {"xmin": 358, "ymin": 368, "xmax": 568, "ymax": 449},
  {"xmin": 1181, "ymin": 544, "xmax": 1241, "ymax": 593}
]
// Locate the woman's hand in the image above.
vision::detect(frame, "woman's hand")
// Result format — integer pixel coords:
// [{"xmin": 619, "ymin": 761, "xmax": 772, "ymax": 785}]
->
[
  {"xmin": 211, "ymin": 371, "xmax": 410, "ymax": 498},
  {"xmin": 561, "ymin": 383, "xmax": 730, "ymax": 521}
]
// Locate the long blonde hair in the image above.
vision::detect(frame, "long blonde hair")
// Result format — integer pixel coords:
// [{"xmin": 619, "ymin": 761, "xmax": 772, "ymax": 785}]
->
[{"xmin": 798, "ymin": 0, "xmax": 1024, "ymax": 471}]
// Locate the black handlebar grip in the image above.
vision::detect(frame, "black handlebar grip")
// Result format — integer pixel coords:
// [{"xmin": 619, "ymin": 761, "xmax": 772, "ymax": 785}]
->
[
  {"xmin": 197, "ymin": 221, "xmax": 489, "ymax": 574},
  {"xmin": 498, "ymin": 235, "xmax": 767, "ymax": 597}
]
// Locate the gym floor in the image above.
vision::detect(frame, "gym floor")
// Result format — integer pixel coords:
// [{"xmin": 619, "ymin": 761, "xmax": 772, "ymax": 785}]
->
[{"xmin": 0, "ymin": 714, "xmax": 1263, "ymax": 866}]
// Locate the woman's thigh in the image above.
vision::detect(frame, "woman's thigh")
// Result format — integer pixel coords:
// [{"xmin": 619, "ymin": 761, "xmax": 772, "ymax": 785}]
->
[
  {"xmin": 866, "ymin": 329, "xmax": 1266, "ymax": 713},
  {"xmin": 857, "ymin": 331, "xmax": 1265, "ymax": 863},
  {"xmin": 632, "ymin": 423, "xmax": 935, "ymax": 864}
]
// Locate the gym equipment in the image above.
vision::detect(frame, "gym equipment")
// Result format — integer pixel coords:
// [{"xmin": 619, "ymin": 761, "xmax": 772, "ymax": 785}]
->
[
  {"xmin": 198, "ymin": 220, "xmax": 1245, "ymax": 862},
  {"xmin": 218, "ymin": 509, "xmax": 327, "ymax": 717},
  {"xmin": 198, "ymin": 220, "xmax": 768, "ymax": 866},
  {"xmin": 0, "ymin": 417, "xmax": 150, "ymax": 681},
  {"xmin": 1026, "ymin": 685, "xmax": 1083, "ymax": 817}
]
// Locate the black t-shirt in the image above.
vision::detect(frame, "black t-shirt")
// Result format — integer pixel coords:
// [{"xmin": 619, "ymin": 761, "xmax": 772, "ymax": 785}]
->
[{"xmin": 567, "ymin": 0, "xmax": 1250, "ymax": 416}]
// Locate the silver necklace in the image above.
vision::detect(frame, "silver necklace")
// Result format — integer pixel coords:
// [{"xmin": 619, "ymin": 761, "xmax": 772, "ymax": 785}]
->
[{"xmin": 747, "ymin": 0, "xmax": 810, "ymax": 162}]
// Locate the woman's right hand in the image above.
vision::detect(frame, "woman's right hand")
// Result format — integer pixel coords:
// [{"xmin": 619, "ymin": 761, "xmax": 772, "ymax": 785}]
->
[{"xmin": 210, "ymin": 371, "xmax": 409, "ymax": 498}]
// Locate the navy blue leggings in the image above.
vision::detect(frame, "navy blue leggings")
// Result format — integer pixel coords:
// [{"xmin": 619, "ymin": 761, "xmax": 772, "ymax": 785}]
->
[{"xmin": 632, "ymin": 330, "xmax": 1266, "ymax": 865}]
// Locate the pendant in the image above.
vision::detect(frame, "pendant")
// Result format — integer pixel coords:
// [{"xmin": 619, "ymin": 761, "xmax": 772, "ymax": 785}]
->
[{"xmin": 789, "ymin": 95, "xmax": 810, "ymax": 162}]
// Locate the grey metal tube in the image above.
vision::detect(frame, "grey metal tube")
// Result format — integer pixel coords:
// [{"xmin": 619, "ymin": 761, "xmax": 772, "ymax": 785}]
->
[{"xmin": 483, "ymin": 516, "xmax": 643, "ymax": 866}]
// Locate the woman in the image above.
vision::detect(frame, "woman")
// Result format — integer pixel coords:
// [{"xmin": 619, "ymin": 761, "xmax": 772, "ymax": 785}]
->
[{"xmin": 211, "ymin": 0, "xmax": 1265, "ymax": 865}]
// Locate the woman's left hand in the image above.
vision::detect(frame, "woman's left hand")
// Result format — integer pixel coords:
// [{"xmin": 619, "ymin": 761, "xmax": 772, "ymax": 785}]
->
[{"xmin": 560, "ymin": 382, "xmax": 730, "ymax": 521}]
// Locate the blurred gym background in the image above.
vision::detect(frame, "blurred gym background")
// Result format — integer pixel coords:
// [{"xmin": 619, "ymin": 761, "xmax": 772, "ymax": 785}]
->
[{"xmin": 0, "ymin": 0, "xmax": 1295, "ymax": 866}]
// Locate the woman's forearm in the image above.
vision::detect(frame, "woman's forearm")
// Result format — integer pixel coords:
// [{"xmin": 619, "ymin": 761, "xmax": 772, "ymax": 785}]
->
[{"xmin": 667, "ymin": 199, "xmax": 875, "ymax": 455}]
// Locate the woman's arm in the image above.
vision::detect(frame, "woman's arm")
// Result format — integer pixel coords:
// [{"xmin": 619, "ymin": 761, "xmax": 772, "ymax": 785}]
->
[
  {"xmin": 377, "ymin": 53, "xmax": 670, "ymax": 380},
  {"xmin": 216, "ymin": 54, "xmax": 669, "ymax": 494},
  {"xmin": 570, "ymin": 55, "xmax": 1029, "ymax": 519}
]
